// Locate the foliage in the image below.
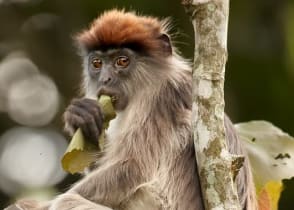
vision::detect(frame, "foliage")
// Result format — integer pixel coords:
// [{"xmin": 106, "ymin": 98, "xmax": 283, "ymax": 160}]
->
[{"xmin": 236, "ymin": 121, "xmax": 294, "ymax": 210}]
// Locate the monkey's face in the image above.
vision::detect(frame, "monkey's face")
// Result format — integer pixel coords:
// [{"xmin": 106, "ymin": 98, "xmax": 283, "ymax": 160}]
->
[
  {"xmin": 77, "ymin": 10, "xmax": 174, "ymax": 111},
  {"xmin": 85, "ymin": 48, "xmax": 140, "ymax": 111}
]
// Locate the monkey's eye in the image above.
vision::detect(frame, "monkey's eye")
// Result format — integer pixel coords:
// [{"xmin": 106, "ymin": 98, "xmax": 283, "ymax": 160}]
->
[
  {"xmin": 115, "ymin": 56, "xmax": 130, "ymax": 68},
  {"xmin": 91, "ymin": 58, "xmax": 103, "ymax": 70}
]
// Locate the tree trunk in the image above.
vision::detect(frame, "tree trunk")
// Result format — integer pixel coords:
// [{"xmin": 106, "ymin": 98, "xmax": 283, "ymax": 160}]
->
[{"xmin": 182, "ymin": 0, "xmax": 243, "ymax": 209}]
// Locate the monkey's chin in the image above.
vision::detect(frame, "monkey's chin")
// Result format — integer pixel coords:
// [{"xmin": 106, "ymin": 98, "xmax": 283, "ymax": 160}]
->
[{"xmin": 97, "ymin": 87, "xmax": 128, "ymax": 111}]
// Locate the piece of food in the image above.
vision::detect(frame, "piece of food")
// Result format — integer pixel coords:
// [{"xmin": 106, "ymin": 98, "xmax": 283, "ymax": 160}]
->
[{"xmin": 61, "ymin": 95, "xmax": 116, "ymax": 174}]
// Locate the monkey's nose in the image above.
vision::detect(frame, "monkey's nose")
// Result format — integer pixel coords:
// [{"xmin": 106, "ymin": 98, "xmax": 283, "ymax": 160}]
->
[{"xmin": 103, "ymin": 77, "xmax": 112, "ymax": 85}]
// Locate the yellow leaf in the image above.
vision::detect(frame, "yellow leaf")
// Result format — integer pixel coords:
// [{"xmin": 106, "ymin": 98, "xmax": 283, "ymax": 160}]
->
[
  {"xmin": 258, "ymin": 189, "xmax": 271, "ymax": 210},
  {"xmin": 258, "ymin": 181, "xmax": 283, "ymax": 210},
  {"xmin": 61, "ymin": 129, "xmax": 97, "ymax": 174}
]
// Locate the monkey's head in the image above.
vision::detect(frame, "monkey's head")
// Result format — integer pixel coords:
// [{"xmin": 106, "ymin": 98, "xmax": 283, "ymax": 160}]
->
[{"xmin": 75, "ymin": 10, "xmax": 174, "ymax": 111}]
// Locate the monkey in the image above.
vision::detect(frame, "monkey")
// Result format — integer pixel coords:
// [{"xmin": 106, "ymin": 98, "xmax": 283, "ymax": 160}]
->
[{"xmin": 7, "ymin": 9, "xmax": 257, "ymax": 210}]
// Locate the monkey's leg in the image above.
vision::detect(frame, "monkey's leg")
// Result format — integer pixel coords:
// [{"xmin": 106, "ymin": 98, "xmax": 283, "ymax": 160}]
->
[{"xmin": 50, "ymin": 193, "xmax": 112, "ymax": 210}]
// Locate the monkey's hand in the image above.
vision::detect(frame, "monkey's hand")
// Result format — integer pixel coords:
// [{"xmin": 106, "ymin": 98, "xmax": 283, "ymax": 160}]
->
[{"xmin": 63, "ymin": 98, "xmax": 104, "ymax": 145}]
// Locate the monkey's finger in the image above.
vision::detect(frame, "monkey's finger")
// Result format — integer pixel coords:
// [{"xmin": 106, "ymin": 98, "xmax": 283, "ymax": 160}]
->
[
  {"xmin": 71, "ymin": 98, "xmax": 98, "ymax": 112},
  {"xmin": 67, "ymin": 105, "xmax": 100, "ymax": 144},
  {"xmin": 82, "ymin": 113, "xmax": 101, "ymax": 144},
  {"xmin": 71, "ymin": 99, "xmax": 104, "ymax": 135},
  {"xmin": 64, "ymin": 108, "xmax": 94, "ymax": 141},
  {"xmin": 76, "ymin": 98, "xmax": 97, "ymax": 106},
  {"xmin": 63, "ymin": 108, "xmax": 81, "ymax": 132},
  {"xmin": 71, "ymin": 98, "xmax": 95, "ymax": 105}
]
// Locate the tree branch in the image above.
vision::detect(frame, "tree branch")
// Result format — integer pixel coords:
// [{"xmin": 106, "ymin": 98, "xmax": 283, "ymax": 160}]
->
[{"xmin": 182, "ymin": 0, "xmax": 243, "ymax": 209}]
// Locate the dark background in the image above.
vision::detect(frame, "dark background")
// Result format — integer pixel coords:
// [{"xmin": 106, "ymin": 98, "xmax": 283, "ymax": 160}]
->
[{"xmin": 0, "ymin": 0, "xmax": 293, "ymax": 209}]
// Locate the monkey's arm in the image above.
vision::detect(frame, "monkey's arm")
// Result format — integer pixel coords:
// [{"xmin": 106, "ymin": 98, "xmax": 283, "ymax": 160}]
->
[
  {"xmin": 8, "ymin": 99, "xmax": 143, "ymax": 210},
  {"xmin": 11, "ymin": 159, "xmax": 143, "ymax": 210},
  {"xmin": 51, "ymin": 158, "xmax": 143, "ymax": 210},
  {"xmin": 49, "ymin": 194, "xmax": 112, "ymax": 210},
  {"xmin": 5, "ymin": 200, "xmax": 51, "ymax": 210},
  {"xmin": 7, "ymin": 197, "xmax": 112, "ymax": 210}
]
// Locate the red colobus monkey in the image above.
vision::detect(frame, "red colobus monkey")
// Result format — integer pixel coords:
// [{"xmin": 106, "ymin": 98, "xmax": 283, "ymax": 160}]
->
[{"xmin": 8, "ymin": 9, "xmax": 256, "ymax": 210}]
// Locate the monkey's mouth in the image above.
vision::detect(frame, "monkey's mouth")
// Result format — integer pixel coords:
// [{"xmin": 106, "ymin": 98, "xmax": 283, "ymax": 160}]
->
[
  {"xmin": 97, "ymin": 85, "xmax": 129, "ymax": 111},
  {"xmin": 97, "ymin": 87, "xmax": 119, "ymax": 106}
]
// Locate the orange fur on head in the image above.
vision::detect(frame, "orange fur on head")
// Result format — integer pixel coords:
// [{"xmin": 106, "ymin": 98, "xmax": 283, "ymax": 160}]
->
[{"xmin": 75, "ymin": 9, "xmax": 171, "ymax": 56}]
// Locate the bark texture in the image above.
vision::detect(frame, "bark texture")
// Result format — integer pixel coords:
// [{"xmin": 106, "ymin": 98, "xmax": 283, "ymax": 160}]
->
[{"xmin": 182, "ymin": 0, "xmax": 243, "ymax": 209}]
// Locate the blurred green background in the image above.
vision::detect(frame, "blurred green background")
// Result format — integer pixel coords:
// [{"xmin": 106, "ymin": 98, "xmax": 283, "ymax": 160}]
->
[{"xmin": 0, "ymin": 0, "xmax": 293, "ymax": 209}]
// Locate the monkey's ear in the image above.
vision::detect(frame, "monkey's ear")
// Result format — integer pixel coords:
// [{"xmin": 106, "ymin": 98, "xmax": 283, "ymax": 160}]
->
[{"xmin": 158, "ymin": 33, "xmax": 172, "ymax": 56}]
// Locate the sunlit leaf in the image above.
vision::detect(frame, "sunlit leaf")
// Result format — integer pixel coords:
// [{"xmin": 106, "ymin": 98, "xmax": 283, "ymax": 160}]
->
[{"xmin": 235, "ymin": 121, "xmax": 294, "ymax": 192}]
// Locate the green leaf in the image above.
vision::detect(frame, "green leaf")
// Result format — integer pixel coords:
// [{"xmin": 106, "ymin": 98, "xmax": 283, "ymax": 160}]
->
[
  {"xmin": 61, "ymin": 129, "xmax": 97, "ymax": 174},
  {"xmin": 61, "ymin": 95, "xmax": 116, "ymax": 174}
]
